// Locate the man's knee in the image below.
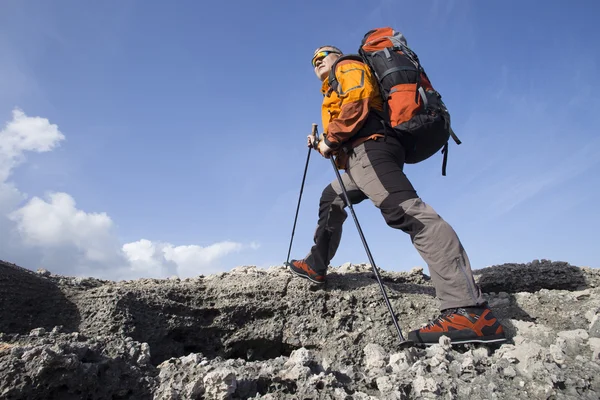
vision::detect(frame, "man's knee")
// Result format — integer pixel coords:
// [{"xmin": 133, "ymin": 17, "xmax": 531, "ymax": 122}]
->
[
  {"xmin": 320, "ymin": 184, "xmax": 365, "ymax": 210},
  {"xmin": 379, "ymin": 194, "xmax": 424, "ymax": 239},
  {"xmin": 320, "ymin": 184, "xmax": 339, "ymax": 206},
  {"xmin": 319, "ymin": 185, "xmax": 345, "ymax": 215},
  {"xmin": 317, "ymin": 185, "xmax": 347, "ymax": 227}
]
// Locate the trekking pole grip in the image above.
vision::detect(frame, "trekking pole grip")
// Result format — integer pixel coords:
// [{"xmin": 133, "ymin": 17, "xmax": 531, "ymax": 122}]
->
[{"xmin": 311, "ymin": 123, "xmax": 319, "ymax": 150}]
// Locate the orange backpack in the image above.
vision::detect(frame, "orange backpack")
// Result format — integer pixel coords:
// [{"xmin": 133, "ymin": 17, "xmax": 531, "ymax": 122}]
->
[{"xmin": 328, "ymin": 27, "xmax": 461, "ymax": 175}]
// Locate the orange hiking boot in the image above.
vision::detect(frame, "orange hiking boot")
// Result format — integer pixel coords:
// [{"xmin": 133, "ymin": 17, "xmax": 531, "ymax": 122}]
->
[
  {"xmin": 408, "ymin": 305, "xmax": 506, "ymax": 346},
  {"xmin": 286, "ymin": 259, "xmax": 326, "ymax": 284}
]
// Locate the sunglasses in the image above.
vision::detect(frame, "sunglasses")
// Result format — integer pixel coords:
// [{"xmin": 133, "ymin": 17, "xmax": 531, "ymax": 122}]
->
[{"xmin": 311, "ymin": 50, "xmax": 340, "ymax": 67}]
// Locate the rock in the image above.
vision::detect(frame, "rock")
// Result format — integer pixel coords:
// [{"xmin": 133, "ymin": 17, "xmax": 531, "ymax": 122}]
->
[
  {"xmin": 337, "ymin": 262, "xmax": 372, "ymax": 274},
  {"xmin": 338, "ymin": 262, "xmax": 353, "ymax": 273},
  {"xmin": 0, "ymin": 332, "xmax": 155, "ymax": 399},
  {"xmin": 1, "ymin": 259, "xmax": 600, "ymax": 398},
  {"xmin": 503, "ymin": 366, "xmax": 517, "ymax": 378},
  {"xmin": 412, "ymin": 375, "xmax": 439, "ymax": 397},
  {"xmin": 156, "ymin": 355, "xmax": 205, "ymax": 399},
  {"xmin": 507, "ymin": 320, "xmax": 555, "ymax": 347},
  {"xmin": 589, "ymin": 313, "xmax": 600, "ymax": 338},
  {"xmin": 549, "ymin": 343, "xmax": 567, "ymax": 365},
  {"xmin": 203, "ymin": 368, "xmax": 236, "ymax": 400},
  {"xmin": 426, "ymin": 336, "xmax": 452, "ymax": 369},
  {"xmin": 474, "ymin": 260, "xmax": 587, "ymax": 293},
  {"xmin": 284, "ymin": 348, "xmax": 315, "ymax": 368},
  {"xmin": 388, "ymin": 348, "xmax": 417, "ymax": 374},
  {"xmin": 279, "ymin": 363, "xmax": 311, "ymax": 381},
  {"xmin": 0, "ymin": 261, "xmax": 80, "ymax": 334},
  {"xmin": 556, "ymin": 329, "xmax": 589, "ymax": 357},
  {"xmin": 375, "ymin": 375, "xmax": 396, "ymax": 394},
  {"xmin": 137, "ymin": 343, "xmax": 151, "ymax": 365},
  {"xmin": 363, "ymin": 343, "xmax": 388, "ymax": 372},
  {"xmin": 409, "ymin": 266, "xmax": 424, "ymax": 275},
  {"xmin": 496, "ymin": 342, "xmax": 548, "ymax": 379},
  {"xmin": 29, "ymin": 328, "xmax": 46, "ymax": 337},
  {"xmin": 589, "ymin": 338, "xmax": 600, "ymax": 361},
  {"xmin": 280, "ymin": 348, "xmax": 318, "ymax": 381}
]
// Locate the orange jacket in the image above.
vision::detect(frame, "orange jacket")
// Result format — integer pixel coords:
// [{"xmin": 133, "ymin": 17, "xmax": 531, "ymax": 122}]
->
[{"xmin": 320, "ymin": 59, "xmax": 384, "ymax": 168}]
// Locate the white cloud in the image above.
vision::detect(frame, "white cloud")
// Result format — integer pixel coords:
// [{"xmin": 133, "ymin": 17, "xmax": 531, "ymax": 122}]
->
[
  {"xmin": 122, "ymin": 239, "xmax": 179, "ymax": 278},
  {"xmin": 0, "ymin": 108, "xmax": 65, "ymax": 182},
  {"xmin": 9, "ymin": 192, "xmax": 117, "ymax": 262},
  {"xmin": 0, "ymin": 108, "xmax": 257, "ymax": 279},
  {"xmin": 123, "ymin": 240, "xmax": 247, "ymax": 278}
]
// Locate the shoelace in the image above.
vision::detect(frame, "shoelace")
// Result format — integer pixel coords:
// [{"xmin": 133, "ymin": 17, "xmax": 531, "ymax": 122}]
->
[{"xmin": 426, "ymin": 308, "xmax": 458, "ymax": 328}]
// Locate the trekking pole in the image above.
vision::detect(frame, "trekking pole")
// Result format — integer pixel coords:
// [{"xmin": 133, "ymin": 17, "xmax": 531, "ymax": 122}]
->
[
  {"xmin": 314, "ymin": 125, "xmax": 412, "ymax": 348},
  {"xmin": 286, "ymin": 124, "xmax": 318, "ymax": 265}
]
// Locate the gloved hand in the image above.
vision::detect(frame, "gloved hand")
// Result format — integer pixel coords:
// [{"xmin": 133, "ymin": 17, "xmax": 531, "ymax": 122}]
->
[
  {"xmin": 316, "ymin": 139, "xmax": 332, "ymax": 158},
  {"xmin": 306, "ymin": 133, "xmax": 332, "ymax": 158}
]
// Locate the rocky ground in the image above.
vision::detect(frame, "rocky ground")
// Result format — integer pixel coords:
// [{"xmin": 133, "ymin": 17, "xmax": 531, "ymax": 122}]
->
[{"xmin": 0, "ymin": 259, "xmax": 599, "ymax": 399}]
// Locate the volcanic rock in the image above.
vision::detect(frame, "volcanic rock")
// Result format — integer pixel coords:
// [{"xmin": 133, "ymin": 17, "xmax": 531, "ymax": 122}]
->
[{"xmin": 1, "ymin": 259, "xmax": 599, "ymax": 399}]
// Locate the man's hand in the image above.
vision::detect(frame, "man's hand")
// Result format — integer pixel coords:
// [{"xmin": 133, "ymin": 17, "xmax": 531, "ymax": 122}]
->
[
  {"xmin": 317, "ymin": 139, "xmax": 332, "ymax": 158},
  {"xmin": 306, "ymin": 132, "xmax": 332, "ymax": 157}
]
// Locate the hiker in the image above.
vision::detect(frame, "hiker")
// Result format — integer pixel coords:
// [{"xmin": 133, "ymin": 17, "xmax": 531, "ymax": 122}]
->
[{"xmin": 286, "ymin": 43, "xmax": 506, "ymax": 346}]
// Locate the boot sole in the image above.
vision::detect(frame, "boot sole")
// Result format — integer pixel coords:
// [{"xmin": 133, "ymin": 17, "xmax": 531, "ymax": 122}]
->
[
  {"xmin": 287, "ymin": 264, "xmax": 325, "ymax": 284},
  {"xmin": 420, "ymin": 335, "xmax": 507, "ymax": 346}
]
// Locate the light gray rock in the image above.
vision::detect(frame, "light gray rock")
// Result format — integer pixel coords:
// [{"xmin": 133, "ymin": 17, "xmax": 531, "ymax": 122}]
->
[
  {"xmin": 203, "ymin": 368, "xmax": 236, "ymax": 400},
  {"xmin": 589, "ymin": 337, "xmax": 600, "ymax": 361},
  {"xmin": 28, "ymin": 328, "xmax": 45, "ymax": 337},
  {"xmin": 412, "ymin": 375, "xmax": 440, "ymax": 397},
  {"xmin": 388, "ymin": 348, "xmax": 417, "ymax": 373},
  {"xmin": 556, "ymin": 329, "xmax": 589, "ymax": 357},
  {"xmin": 363, "ymin": 343, "xmax": 388, "ymax": 372},
  {"xmin": 155, "ymin": 354, "xmax": 205, "ymax": 400}
]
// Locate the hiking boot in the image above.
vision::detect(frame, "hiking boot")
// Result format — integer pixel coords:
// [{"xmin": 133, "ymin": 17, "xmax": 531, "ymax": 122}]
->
[
  {"xmin": 286, "ymin": 259, "xmax": 325, "ymax": 284},
  {"xmin": 408, "ymin": 305, "xmax": 506, "ymax": 346}
]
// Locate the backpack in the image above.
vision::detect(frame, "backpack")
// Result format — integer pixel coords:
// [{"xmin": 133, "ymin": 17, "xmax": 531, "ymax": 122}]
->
[{"xmin": 328, "ymin": 27, "xmax": 461, "ymax": 175}]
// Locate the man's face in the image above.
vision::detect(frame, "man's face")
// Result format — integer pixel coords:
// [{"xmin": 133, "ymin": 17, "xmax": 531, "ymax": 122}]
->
[{"xmin": 312, "ymin": 47, "xmax": 341, "ymax": 81}]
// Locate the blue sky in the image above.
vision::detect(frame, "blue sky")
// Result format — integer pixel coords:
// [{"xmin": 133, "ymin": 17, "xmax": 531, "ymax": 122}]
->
[{"xmin": 1, "ymin": 0, "xmax": 598, "ymax": 279}]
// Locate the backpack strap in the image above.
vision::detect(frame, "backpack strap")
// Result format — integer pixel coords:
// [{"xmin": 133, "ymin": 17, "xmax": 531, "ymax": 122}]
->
[
  {"xmin": 327, "ymin": 54, "xmax": 365, "ymax": 95},
  {"xmin": 441, "ymin": 120, "xmax": 461, "ymax": 176}
]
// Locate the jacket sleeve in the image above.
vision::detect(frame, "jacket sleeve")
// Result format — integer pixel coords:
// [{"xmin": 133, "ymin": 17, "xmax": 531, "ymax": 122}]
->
[{"xmin": 324, "ymin": 62, "xmax": 377, "ymax": 148}]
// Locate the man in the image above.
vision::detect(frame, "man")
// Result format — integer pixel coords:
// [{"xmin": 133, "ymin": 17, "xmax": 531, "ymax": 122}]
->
[{"xmin": 285, "ymin": 45, "xmax": 506, "ymax": 346}]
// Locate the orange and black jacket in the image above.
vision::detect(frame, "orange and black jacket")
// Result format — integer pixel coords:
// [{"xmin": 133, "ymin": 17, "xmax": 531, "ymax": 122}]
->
[{"xmin": 321, "ymin": 58, "xmax": 385, "ymax": 168}]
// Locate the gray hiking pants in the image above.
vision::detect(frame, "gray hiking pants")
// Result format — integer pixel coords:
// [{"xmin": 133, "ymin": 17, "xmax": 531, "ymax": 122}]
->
[{"xmin": 304, "ymin": 136, "xmax": 484, "ymax": 310}]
